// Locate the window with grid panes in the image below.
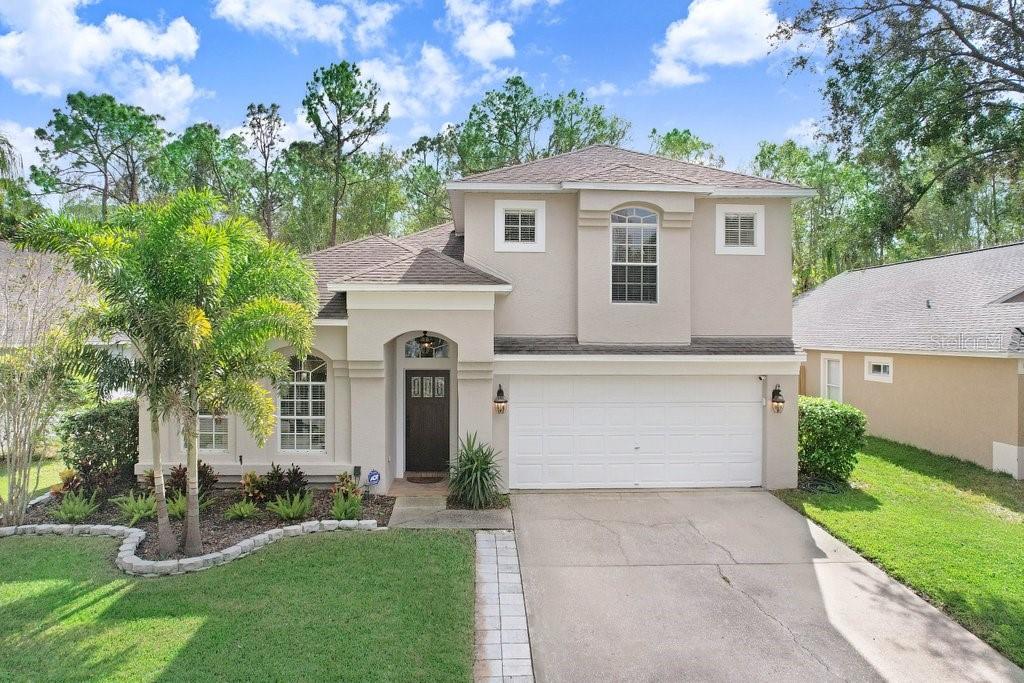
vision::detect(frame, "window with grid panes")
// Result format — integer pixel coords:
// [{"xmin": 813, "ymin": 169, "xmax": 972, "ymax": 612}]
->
[
  {"xmin": 279, "ymin": 355, "xmax": 327, "ymax": 452},
  {"xmin": 610, "ymin": 207, "xmax": 658, "ymax": 303},
  {"xmin": 503, "ymin": 209, "xmax": 537, "ymax": 242}
]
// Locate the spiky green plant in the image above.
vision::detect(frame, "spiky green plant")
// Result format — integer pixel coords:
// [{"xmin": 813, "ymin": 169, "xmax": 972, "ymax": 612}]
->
[
  {"xmin": 267, "ymin": 492, "xmax": 314, "ymax": 522},
  {"xmin": 53, "ymin": 490, "xmax": 100, "ymax": 523},
  {"xmin": 111, "ymin": 491, "xmax": 157, "ymax": 526},
  {"xmin": 331, "ymin": 491, "xmax": 362, "ymax": 520},
  {"xmin": 224, "ymin": 500, "xmax": 259, "ymax": 521},
  {"xmin": 449, "ymin": 432, "xmax": 502, "ymax": 510}
]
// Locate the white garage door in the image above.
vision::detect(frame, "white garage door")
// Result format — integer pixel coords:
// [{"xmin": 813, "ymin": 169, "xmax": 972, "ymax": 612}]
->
[{"xmin": 509, "ymin": 375, "xmax": 763, "ymax": 489}]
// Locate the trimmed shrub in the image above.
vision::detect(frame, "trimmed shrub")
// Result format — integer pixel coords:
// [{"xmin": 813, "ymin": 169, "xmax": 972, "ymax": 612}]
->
[
  {"xmin": 261, "ymin": 463, "xmax": 289, "ymax": 501},
  {"xmin": 164, "ymin": 461, "xmax": 219, "ymax": 497},
  {"xmin": 449, "ymin": 433, "xmax": 501, "ymax": 510},
  {"xmin": 241, "ymin": 470, "xmax": 266, "ymax": 504},
  {"xmin": 797, "ymin": 396, "xmax": 867, "ymax": 483},
  {"xmin": 283, "ymin": 464, "xmax": 308, "ymax": 497},
  {"xmin": 57, "ymin": 398, "xmax": 139, "ymax": 493}
]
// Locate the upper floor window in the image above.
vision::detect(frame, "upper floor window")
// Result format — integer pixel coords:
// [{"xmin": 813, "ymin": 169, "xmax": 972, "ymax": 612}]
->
[
  {"xmin": 611, "ymin": 207, "xmax": 658, "ymax": 304},
  {"xmin": 279, "ymin": 355, "xmax": 327, "ymax": 452},
  {"xmin": 715, "ymin": 204, "xmax": 765, "ymax": 255},
  {"xmin": 504, "ymin": 210, "xmax": 536, "ymax": 243},
  {"xmin": 494, "ymin": 199, "xmax": 545, "ymax": 252}
]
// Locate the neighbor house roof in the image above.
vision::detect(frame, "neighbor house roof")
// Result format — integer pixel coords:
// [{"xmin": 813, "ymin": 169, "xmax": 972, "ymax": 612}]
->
[
  {"xmin": 449, "ymin": 145, "xmax": 811, "ymax": 194},
  {"xmin": 793, "ymin": 243, "xmax": 1024, "ymax": 355},
  {"xmin": 303, "ymin": 226, "xmax": 505, "ymax": 318}
]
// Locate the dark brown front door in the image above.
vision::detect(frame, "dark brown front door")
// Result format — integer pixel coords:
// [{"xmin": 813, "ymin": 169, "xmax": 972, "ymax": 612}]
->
[{"xmin": 405, "ymin": 370, "xmax": 450, "ymax": 472}]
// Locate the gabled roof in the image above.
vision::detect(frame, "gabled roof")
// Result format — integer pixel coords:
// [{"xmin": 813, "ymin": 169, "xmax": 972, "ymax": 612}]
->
[
  {"xmin": 303, "ymin": 225, "xmax": 507, "ymax": 318},
  {"xmin": 449, "ymin": 145, "xmax": 809, "ymax": 194},
  {"xmin": 793, "ymin": 242, "xmax": 1024, "ymax": 355},
  {"xmin": 331, "ymin": 248, "xmax": 509, "ymax": 287}
]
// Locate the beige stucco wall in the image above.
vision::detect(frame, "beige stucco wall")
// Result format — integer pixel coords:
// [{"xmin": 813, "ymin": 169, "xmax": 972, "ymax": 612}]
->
[
  {"xmin": 462, "ymin": 191, "xmax": 579, "ymax": 335},
  {"xmin": 459, "ymin": 191, "xmax": 794, "ymax": 340},
  {"xmin": 690, "ymin": 198, "xmax": 793, "ymax": 336},
  {"xmin": 803, "ymin": 350, "xmax": 1021, "ymax": 469}
]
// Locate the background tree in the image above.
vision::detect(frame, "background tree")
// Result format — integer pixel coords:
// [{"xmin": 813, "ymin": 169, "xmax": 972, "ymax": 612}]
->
[
  {"xmin": 139, "ymin": 191, "xmax": 316, "ymax": 555},
  {"xmin": 401, "ymin": 130, "xmax": 458, "ymax": 232},
  {"xmin": 649, "ymin": 128, "xmax": 724, "ymax": 167},
  {"xmin": 339, "ymin": 149, "xmax": 406, "ymax": 240},
  {"xmin": 778, "ymin": 0, "xmax": 1024, "ymax": 242},
  {"xmin": 547, "ymin": 90, "xmax": 630, "ymax": 155},
  {"xmin": 302, "ymin": 62, "xmax": 390, "ymax": 247},
  {"xmin": 33, "ymin": 93, "xmax": 165, "ymax": 220},
  {"xmin": 277, "ymin": 141, "xmax": 334, "ymax": 252},
  {"xmin": 0, "ymin": 132, "xmax": 19, "ymax": 180},
  {"xmin": 152, "ymin": 123, "xmax": 253, "ymax": 211},
  {"xmin": 0, "ymin": 245, "xmax": 88, "ymax": 525},
  {"xmin": 245, "ymin": 103, "xmax": 286, "ymax": 239}
]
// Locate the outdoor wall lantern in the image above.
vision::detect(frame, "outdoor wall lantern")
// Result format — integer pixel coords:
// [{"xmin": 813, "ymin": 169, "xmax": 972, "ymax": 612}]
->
[
  {"xmin": 770, "ymin": 384, "xmax": 786, "ymax": 414},
  {"xmin": 493, "ymin": 384, "xmax": 508, "ymax": 414}
]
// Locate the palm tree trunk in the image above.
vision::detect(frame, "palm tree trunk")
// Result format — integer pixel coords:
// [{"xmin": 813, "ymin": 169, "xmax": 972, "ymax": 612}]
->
[
  {"xmin": 182, "ymin": 399, "xmax": 202, "ymax": 556},
  {"xmin": 150, "ymin": 408, "xmax": 177, "ymax": 557}
]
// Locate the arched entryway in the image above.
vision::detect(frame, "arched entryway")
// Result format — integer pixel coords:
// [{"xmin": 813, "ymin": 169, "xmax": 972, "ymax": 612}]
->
[{"xmin": 392, "ymin": 330, "xmax": 459, "ymax": 476}]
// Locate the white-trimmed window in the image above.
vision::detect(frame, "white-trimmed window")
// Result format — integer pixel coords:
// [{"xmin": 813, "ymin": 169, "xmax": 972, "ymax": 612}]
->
[
  {"xmin": 716, "ymin": 204, "xmax": 765, "ymax": 255},
  {"xmin": 611, "ymin": 207, "xmax": 658, "ymax": 303},
  {"xmin": 864, "ymin": 356, "xmax": 893, "ymax": 383},
  {"xmin": 821, "ymin": 354, "xmax": 843, "ymax": 402},
  {"xmin": 279, "ymin": 355, "xmax": 327, "ymax": 452},
  {"xmin": 494, "ymin": 199, "xmax": 545, "ymax": 252},
  {"xmin": 197, "ymin": 410, "xmax": 228, "ymax": 452}
]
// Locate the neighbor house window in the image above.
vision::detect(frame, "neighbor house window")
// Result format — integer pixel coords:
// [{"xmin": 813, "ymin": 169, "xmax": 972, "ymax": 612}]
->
[
  {"xmin": 822, "ymin": 354, "xmax": 843, "ymax": 402},
  {"xmin": 197, "ymin": 409, "xmax": 228, "ymax": 452},
  {"xmin": 716, "ymin": 204, "xmax": 765, "ymax": 255},
  {"xmin": 279, "ymin": 355, "xmax": 327, "ymax": 452},
  {"xmin": 864, "ymin": 356, "xmax": 893, "ymax": 383},
  {"xmin": 494, "ymin": 199, "xmax": 546, "ymax": 252},
  {"xmin": 611, "ymin": 207, "xmax": 658, "ymax": 303}
]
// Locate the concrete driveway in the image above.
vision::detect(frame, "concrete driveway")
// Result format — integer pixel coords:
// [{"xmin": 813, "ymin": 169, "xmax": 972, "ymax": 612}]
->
[{"xmin": 512, "ymin": 491, "xmax": 1023, "ymax": 682}]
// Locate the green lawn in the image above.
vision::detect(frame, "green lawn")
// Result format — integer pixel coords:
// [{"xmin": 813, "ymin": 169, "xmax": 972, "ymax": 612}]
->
[
  {"xmin": 777, "ymin": 436, "xmax": 1024, "ymax": 666},
  {"xmin": 0, "ymin": 459, "xmax": 64, "ymax": 501},
  {"xmin": 0, "ymin": 530, "xmax": 475, "ymax": 682}
]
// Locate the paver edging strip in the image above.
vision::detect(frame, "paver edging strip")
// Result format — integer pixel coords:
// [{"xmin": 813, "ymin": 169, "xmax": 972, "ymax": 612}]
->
[{"xmin": 0, "ymin": 518, "xmax": 386, "ymax": 577}]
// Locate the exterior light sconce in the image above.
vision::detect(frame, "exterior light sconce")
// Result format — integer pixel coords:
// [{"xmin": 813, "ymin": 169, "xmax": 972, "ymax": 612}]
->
[
  {"xmin": 493, "ymin": 384, "xmax": 508, "ymax": 414},
  {"xmin": 415, "ymin": 330, "xmax": 438, "ymax": 353},
  {"xmin": 770, "ymin": 384, "xmax": 785, "ymax": 414}
]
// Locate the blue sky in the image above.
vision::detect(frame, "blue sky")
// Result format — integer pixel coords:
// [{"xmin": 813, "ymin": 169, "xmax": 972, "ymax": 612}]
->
[{"xmin": 0, "ymin": 0, "xmax": 824, "ymax": 176}]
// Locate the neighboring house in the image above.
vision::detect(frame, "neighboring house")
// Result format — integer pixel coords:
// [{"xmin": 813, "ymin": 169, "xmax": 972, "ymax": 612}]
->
[
  {"xmin": 138, "ymin": 145, "xmax": 813, "ymax": 492},
  {"xmin": 794, "ymin": 243, "xmax": 1024, "ymax": 480}
]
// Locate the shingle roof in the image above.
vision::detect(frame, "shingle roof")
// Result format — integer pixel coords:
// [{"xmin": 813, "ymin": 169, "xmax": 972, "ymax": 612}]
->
[
  {"xmin": 793, "ymin": 243, "xmax": 1024, "ymax": 354},
  {"xmin": 456, "ymin": 145, "xmax": 805, "ymax": 191},
  {"xmin": 494, "ymin": 336, "xmax": 796, "ymax": 355},
  {"xmin": 304, "ymin": 226, "xmax": 505, "ymax": 318},
  {"xmin": 333, "ymin": 248, "xmax": 508, "ymax": 286},
  {"xmin": 397, "ymin": 222, "xmax": 463, "ymax": 260}
]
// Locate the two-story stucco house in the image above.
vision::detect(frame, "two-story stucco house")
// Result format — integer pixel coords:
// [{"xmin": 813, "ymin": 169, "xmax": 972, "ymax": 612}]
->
[{"xmin": 137, "ymin": 145, "xmax": 813, "ymax": 492}]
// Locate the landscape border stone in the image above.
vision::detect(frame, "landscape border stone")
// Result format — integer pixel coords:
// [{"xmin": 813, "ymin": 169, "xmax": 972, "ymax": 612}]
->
[{"xmin": 0, "ymin": 518, "xmax": 385, "ymax": 577}]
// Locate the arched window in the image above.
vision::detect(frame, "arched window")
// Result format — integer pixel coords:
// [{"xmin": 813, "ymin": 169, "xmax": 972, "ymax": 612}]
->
[
  {"xmin": 610, "ymin": 207, "xmax": 658, "ymax": 303},
  {"xmin": 279, "ymin": 355, "xmax": 327, "ymax": 452},
  {"xmin": 404, "ymin": 334, "xmax": 449, "ymax": 358}
]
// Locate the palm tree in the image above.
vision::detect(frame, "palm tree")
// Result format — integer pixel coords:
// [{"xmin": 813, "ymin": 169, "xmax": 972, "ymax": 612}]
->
[
  {"xmin": 22, "ymin": 212, "xmax": 182, "ymax": 556},
  {"xmin": 0, "ymin": 132, "xmax": 20, "ymax": 180},
  {"xmin": 138, "ymin": 191, "xmax": 316, "ymax": 554}
]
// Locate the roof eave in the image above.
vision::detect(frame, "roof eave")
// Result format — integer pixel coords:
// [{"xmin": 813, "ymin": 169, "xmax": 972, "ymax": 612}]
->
[
  {"xmin": 446, "ymin": 179, "xmax": 816, "ymax": 197},
  {"xmin": 328, "ymin": 282, "xmax": 513, "ymax": 293}
]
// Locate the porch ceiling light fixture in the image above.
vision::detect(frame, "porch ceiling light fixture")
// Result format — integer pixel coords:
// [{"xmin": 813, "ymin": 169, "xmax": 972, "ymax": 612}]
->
[
  {"xmin": 415, "ymin": 330, "xmax": 439, "ymax": 352},
  {"xmin": 770, "ymin": 384, "xmax": 786, "ymax": 414},
  {"xmin": 493, "ymin": 384, "xmax": 508, "ymax": 414}
]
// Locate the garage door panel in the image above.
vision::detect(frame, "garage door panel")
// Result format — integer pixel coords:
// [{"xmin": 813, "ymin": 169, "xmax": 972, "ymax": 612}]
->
[{"xmin": 510, "ymin": 375, "xmax": 763, "ymax": 489}]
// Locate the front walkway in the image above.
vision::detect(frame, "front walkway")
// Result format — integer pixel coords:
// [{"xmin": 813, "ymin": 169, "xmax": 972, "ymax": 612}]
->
[
  {"xmin": 512, "ymin": 490, "xmax": 1024, "ymax": 682},
  {"xmin": 387, "ymin": 479, "xmax": 513, "ymax": 529}
]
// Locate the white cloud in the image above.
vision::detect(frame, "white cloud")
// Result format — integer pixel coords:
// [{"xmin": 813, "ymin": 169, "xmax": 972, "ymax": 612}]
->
[
  {"xmin": 0, "ymin": 0, "xmax": 198, "ymax": 96},
  {"xmin": 444, "ymin": 0, "xmax": 515, "ymax": 68},
  {"xmin": 651, "ymin": 0, "xmax": 779, "ymax": 86},
  {"xmin": 112, "ymin": 62, "xmax": 208, "ymax": 131},
  {"xmin": 359, "ymin": 44, "xmax": 463, "ymax": 121},
  {"xmin": 507, "ymin": 0, "xmax": 561, "ymax": 10},
  {"xmin": 785, "ymin": 117, "xmax": 819, "ymax": 145},
  {"xmin": 212, "ymin": 0, "xmax": 398, "ymax": 53},
  {"xmin": 585, "ymin": 81, "xmax": 619, "ymax": 98}
]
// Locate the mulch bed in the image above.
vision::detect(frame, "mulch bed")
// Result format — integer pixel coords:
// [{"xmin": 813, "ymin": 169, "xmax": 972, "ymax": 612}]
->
[{"xmin": 24, "ymin": 481, "xmax": 395, "ymax": 561}]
